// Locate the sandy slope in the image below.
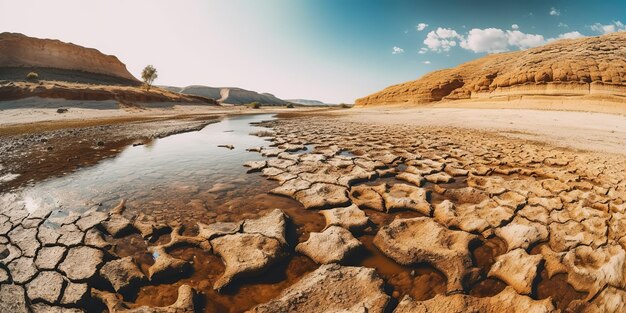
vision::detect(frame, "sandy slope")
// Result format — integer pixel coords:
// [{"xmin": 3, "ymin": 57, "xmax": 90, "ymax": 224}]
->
[{"xmin": 335, "ymin": 107, "xmax": 626, "ymax": 156}]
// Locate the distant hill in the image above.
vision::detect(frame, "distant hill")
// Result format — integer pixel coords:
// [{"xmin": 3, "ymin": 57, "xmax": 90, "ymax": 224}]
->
[
  {"xmin": 286, "ymin": 99, "xmax": 335, "ymax": 106},
  {"xmin": 162, "ymin": 85, "xmax": 289, "ymax": 106},
  {"xmin": 0, "ymin": 32, "xmax": 139, "ymax": 85},
  {"xmin": 356, "ymin": 32, "xmax": 626, "ymax": 107}
]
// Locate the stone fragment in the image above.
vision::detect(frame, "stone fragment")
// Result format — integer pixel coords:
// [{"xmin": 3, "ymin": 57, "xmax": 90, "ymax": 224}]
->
[
  {"xmin": 582, "ymin": 286, "xmax": 626, "ymax": 313},
  {"xmin": 243, "ymin": 209, "xmax": 288, "ymax": 244},
  {"xmin": 8, "ymin": 257, "xmax": 37, "ymax": 284},
  {"xmin": 59, "ymin": 246, "xmax": 104, "ymax": 281},
  {"xmin": 8, "ymin": 226, "xmax": 39, "ymax": 257},
  {"xmin": 210, "ymin": 233, "xmax": 285, "ymax": 291},
  {"xmin": 373, "ymin": 217, "xmax": 477, "ymax": 292},
  {"xmin": 425, "ymin": 172, "xmax": 454, "ymax": 184},
  {"xmin": 296, "ymin": 226, "xmax": 363, "ymax": 264},
  {"xmin": 99, "ymin": 257, "xmax": 146, "ymax": 294},
  {"xmin": 92, "ymin": 284, "xmax": 196, "ymax": 313},
  {"xmin": 494, "ymin": 217, "xmax": 549, "ymax": 251},
  {"xmin": 244, "ymin": 160, "xmax": 267, "ymax": 172},
  {"xmin": 26, "ymin": 271, "xmax": 65, "ymax": 303},
  {"xmin": 197, "ymin": 221, "xmax": 241, "ymax": 241},
  {"xmin": 269, "ymin": 178, "xmax": 311, "ymax": 197},
  {"xmin": 0, "ymin": 284, "xmax": 28, "ymax": 313},
  {"xmin": 488, "ymin": 249, "xmax": 542, "ymax": 295},
  {"xmin": 562, "ymin": 245, "xmax": 626, "ymax": 297},
  {"xmin": 494, "ymin": 191, "xmax": 527, "ymax": 209},
  {"xmin": 101, "ymin": 215, "xmax": 133, "ymax": 238},
  {"xmin": 248, "ymin": 264, "xmax": 389, "ymax": 313},
  {"xmin": 75, "ymin": 211, "xmax": 109, "ymax": 231},
  {"xmin": 396, "ymin": 172, "xmax": 425, "ymax": 186},
  {"xmin": 294, "ymin": 183, "xmax": 350, "ymax": 210},
  {"xmin": 60, "ymin": 281, "xmax": 88, "ymax": 306},
  {"xmin": 320, "ymin": 204, "xmax": 369, "ymax": 232},
  {"xmin": 395, "ymin": 286, "xmax": 557, "ymax": 313},
  {"xmin": 382, "ymin": 184, "xmax": 431, "ymax": 215},
  {"xmin": 147, "ymin": 246, "xmax": 191, "ymax": 282},
  {"xmin": 57, "ymin": 224, "xmax": 84, "ymax": 246},
  {"xmin": 349, "ymin": 184, "xmax": 386, "ymax": 212},
  {"xmin": 84, "ymin": 228, "xmax": 111, "ymax": 249},
  {"xmin": 35, "ymin": 246, "xmax": 66, "ymax": 270}
]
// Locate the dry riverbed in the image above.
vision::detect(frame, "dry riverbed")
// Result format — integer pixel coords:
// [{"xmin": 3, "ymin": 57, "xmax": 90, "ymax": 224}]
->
[{"xmin": 1, "ymin": 110, "xmax": 626, "ymax": 313}]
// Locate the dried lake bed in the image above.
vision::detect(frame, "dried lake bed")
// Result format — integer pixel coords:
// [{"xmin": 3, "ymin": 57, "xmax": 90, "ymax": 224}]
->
[{"xmin": 1, "ymin": 112, "xmax": 626, "ymax": 312}]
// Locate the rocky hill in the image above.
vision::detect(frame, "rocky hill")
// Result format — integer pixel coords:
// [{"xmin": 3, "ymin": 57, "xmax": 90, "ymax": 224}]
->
[
  {"xmin": 0, "ymin": 32, "xmax": 139, "ymax": 85},
  {"xmin": 164, "ymin": 85, "xmax": 289, "ymax": 106},
  {"xmin": 286, "ymin": 99, "xmax": 334, "ymax": 106},
  {"xmin": 356, "ymin": 32, "xmax": 626, "ymax": 107}
]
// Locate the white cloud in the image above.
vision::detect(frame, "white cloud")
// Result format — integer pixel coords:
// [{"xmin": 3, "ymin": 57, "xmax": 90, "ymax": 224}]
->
[
  {"xmin": 549, "ymin": 7, "xmax": 560, "ymax": 16},
  {"xmin": 590, "ymin": 21, "xmax": 626, "ymax": 34},
  {"xmin": 511, "ymin": 24, "xmax": 519, "ymax": 30},
  {"xmin": 460, "ymin": 28, "xmax": 509, "ymax": 53},
  {"xmin": 418, "ymin": 47, "xmax": 428, "ymax": 54},
  {"xmin": 556, "ymin": 31, "xmax": 585, "ymax": 39},
  {"xmin": 506, "ymin": 30, "xmax": 546, "ymax": 49},
  {"xmin": 392, "ymin": 46, "xmax": 404, "ymax": 54},
  {"xmin": 416, "ymin": 23, "xmax": 428, "ymax": 31},
  {"xmin": 423, "ymin": 27, "xmax": 463, "ymax": 52},
  {"xmin": 423, "ymin": 61, "xmax": 431, "ymax": 64},
  {"xmin": 558, "ymin": 22, "xmax": 569, "ymax": 28}
]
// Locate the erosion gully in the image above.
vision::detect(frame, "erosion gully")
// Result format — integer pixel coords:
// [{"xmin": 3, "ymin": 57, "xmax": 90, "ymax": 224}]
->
[{"xmin": 0, "ymin": 113, "xmax": 583, "ymax": 312}]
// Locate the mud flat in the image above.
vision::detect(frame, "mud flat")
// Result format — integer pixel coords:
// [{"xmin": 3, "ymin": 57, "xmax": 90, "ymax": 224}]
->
[{"xmin": 1, "ymin": 111, "xmax": 625, "ymax": 312}]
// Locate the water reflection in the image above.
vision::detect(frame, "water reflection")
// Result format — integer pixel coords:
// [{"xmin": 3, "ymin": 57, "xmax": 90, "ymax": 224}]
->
[{"xmin": 17, "ymin": 114, "xmax": 276, "ymax": 214}]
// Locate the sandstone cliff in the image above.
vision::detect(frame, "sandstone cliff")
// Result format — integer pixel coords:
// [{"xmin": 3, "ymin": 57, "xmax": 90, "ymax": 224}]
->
[
  {"xmin": 0, "ymin": 32, "xmax": 138, "ymax": 85},
  {"xmin": 356, "ymin": 32, "xmax": 626, "ymax": 107}
]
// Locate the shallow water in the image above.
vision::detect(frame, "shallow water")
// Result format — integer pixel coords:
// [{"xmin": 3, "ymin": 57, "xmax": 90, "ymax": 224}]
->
[{"xmin": 17, "ymin": 114, "xmax": 276, "ymax": 216}]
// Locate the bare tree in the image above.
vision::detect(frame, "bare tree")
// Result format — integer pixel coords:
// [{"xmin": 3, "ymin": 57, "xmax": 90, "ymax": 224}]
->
[{"xmin": 141, "ymin": 65, "xmax": 158, "ymax": 91}]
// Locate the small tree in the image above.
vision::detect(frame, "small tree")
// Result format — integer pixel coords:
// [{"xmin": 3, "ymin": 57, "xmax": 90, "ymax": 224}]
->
[
  {"xmin": 141, "ymin": 65, "xmax": 158, "ymax": 91},
  {"xmin": 26, "ymin": 72, "xmax": 39, "ymax": 81}
]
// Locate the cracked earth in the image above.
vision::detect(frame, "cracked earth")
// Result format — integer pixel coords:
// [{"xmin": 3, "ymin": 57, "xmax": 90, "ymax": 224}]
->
[{"xmin": 1, "ymin": 114, "xmax": 626, "ymax": 312}]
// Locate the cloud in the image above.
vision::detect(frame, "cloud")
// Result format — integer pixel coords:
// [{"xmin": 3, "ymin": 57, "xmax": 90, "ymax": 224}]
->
[
  {"xmin": 460, "ymin": 28, "xmax": 509, "ymax": 53},
  {"xmin": 558, "ymin": 22, "xmax": 569, "ymax": 28},
  {"xmin": 589, "ymin": 21, "xmax": 626, "ymax": 34},
  {"xmin": 506, "ymin": 30, "xmax": 546, "ymax": 49},
  {"xmin": 556, "ymin": 31, "xmax": 585, "ymax": 39},
  {"xmin": 416, "ymin": 23, "xmax": 428, "ymax": 31},
  {"xmin": 392, "ymin": 46, "xmax": 405, "ymax": 54},
  {"xmin": 422, "ymin": 61, "xmax": 431, "ymax": 64},
  {"xmin": 459, "ymin": 28, "xmax": 548, "ymax": 53},
  {"xmin": 422, "ymin": 25, "xmax": 588, "ymax": 54},
  {"xmin": 423, "ymin": 27, "xmax": 463, "ymax": 52},
  {"xmin": 549, "ymin": 7, "xmax": 560, "ymax": 16}
]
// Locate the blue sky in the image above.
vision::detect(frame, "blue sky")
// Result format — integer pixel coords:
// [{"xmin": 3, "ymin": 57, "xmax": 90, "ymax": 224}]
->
[{"xmin": 1, "ymin": 0, "xmax": 625, "ymax": 103}]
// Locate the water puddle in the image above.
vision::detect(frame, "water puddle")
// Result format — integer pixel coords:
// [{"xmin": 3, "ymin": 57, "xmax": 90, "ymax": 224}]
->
[{"xmin": 14, "ymin": 114, "xmax": 277, "ymax": 216}]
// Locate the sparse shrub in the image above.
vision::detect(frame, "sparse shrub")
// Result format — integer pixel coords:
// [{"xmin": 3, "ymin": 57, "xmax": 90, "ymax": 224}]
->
[
  {"xmin": 286, "ymin": 103, "xmax": 295, "ymax": 108},
  {"xmin": 247, "ymin": 102, "xmax": 261, "ymax": 109},
  {"xmin": 26, "ymin": 72, "xmax": 39, "ymax": 81},
  {"xmin": 141, "ymin": 65, "xmax": 158, "ymax": 91},
  {"xmin": 339, "ymin": 103, "xmax": 352, "ymax": 109}
]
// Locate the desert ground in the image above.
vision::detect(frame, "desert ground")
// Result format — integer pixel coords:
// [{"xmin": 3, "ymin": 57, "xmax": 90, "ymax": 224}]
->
[{"xmin": 1, "ymin": 102, "xmax": 625, "ymax": 313}]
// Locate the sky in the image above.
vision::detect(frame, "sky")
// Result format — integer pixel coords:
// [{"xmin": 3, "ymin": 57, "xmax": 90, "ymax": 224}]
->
[{"xmin": 1, "ymin": 0, "xmax": 625, "ymax": 103}]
